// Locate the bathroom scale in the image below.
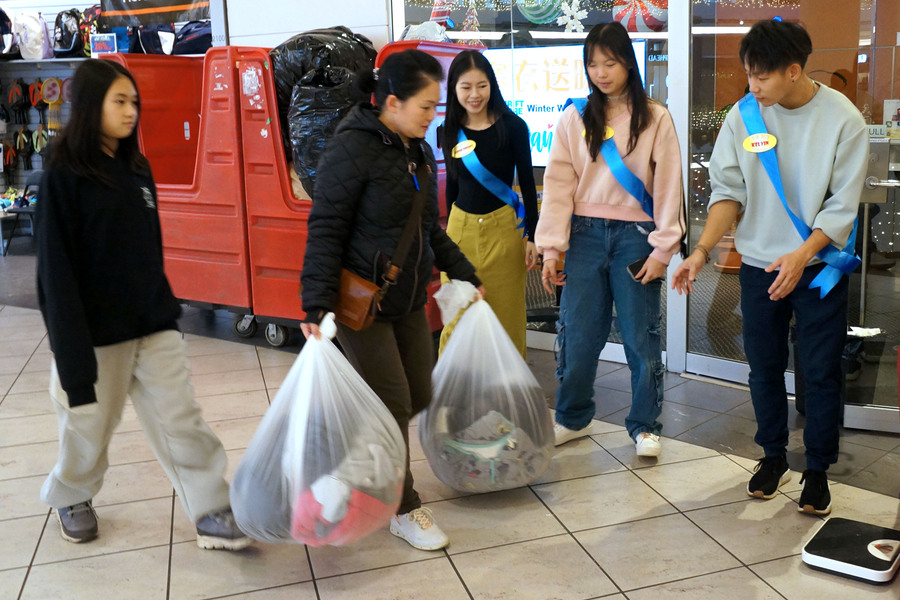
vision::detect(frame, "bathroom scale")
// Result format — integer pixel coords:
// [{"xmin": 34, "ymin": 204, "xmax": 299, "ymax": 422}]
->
[{"xmin": 801, "ymin": 517, "xmax": 900, "ymax": 584}]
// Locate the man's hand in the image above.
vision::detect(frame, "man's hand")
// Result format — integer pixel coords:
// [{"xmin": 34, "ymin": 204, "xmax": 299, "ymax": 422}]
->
[
  {"xmin": 765, "ymin": 248, "xmax": 810, "ymax": 300},
  {"xmin": 671, "ymin": 251, "xmax": 707, "ymax": 294}
]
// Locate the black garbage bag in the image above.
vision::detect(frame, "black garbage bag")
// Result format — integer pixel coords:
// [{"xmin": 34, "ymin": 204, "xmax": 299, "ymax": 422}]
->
[
  {"xmin": 270, "ymin": 26, "xmax": 376, "ymax": 150},
  {"xmin": 288, "ymin": 66, "xmax": 357, "ymax": 197}
]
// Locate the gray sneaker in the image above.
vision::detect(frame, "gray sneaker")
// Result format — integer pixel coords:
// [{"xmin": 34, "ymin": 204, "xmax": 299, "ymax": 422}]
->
[
  {"xmin": 56, "ymin": 501, "xmax": 98, "ymax": 543},
  {"xmin": 196, "ymin": 508, "xmax": 252, "ymax": 551}
]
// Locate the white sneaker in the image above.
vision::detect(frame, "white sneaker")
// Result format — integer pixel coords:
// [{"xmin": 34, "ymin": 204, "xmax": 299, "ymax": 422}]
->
[
  {"xmin": 553, "ymin": 422, "xmax": 594, "ymax": 446},
  {"xmin": 635, "ymin": 432, "xmax": 662, "ymax": 457},
  {"xmin": 390, "ymin": 507, "xmax": 449, "ymax": 551}
]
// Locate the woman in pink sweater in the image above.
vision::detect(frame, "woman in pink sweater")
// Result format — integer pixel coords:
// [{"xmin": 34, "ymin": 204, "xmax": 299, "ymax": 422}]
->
[{"xmin": 536, "ymin": 22, "xmax": 684, "ymax": 457}]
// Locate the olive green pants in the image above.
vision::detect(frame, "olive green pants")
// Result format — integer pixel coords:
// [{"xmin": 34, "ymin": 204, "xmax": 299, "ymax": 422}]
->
[{"xmin": 439, "ymin": 204, "xmax": 527, "ymax": 358}]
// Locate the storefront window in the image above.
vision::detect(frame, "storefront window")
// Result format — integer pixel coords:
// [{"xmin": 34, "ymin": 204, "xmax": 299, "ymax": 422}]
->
[
  {"xmin": 687, "ymin": 0, "xmax": 900, "ymax": 426},
  {"xmin": 395, "ymin": 1, "xmax": 671, "ymax": 347}
]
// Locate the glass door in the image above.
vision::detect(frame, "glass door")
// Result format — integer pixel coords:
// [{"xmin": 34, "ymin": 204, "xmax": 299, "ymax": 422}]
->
[{"xmin": 686, "ymin": 0, "xmax": 900, "ymax": 432}]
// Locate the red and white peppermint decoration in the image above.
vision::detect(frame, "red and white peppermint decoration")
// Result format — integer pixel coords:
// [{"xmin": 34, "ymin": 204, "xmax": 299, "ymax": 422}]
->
[{"xmin": 613, "ymin": 0, "xmax": 668, "ymax": 33}]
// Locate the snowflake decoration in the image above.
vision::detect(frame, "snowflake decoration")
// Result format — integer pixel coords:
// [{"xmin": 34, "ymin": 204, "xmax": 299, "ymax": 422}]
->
[{"xmin": 556, "ymin": 0, "xmax": 588, "ymax": 33}]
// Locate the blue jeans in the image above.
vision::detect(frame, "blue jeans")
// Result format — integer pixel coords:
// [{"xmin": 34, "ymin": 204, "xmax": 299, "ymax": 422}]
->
[
  {"xmin": 740, "ymin": 263, "xmax": 847, "ymax": 472},
  {"xmin": 554, "ymin": 217, "xmax": 664, "ymax": 439}
]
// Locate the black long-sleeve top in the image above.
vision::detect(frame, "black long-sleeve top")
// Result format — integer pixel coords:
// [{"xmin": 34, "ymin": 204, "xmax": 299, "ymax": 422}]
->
[
  {"xmin": 36, "ymin": 154, "xmax": 181, "ymax": 407},
  {"xmin": 442, "ymin": 111, "xmax": 538, "ymax": 242}
]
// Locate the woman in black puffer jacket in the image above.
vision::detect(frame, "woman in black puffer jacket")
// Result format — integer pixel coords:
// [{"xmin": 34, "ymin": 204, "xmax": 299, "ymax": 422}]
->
[{"xmin": 300, "ymin": 49, "xmax": 482, "ymax": 552}]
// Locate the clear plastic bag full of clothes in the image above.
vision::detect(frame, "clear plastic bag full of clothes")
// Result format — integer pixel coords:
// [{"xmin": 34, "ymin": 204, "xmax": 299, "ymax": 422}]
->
[
  {"xmin": 230, "ymin": 314, "xmax": 405, "ymax": 546},
  {"xmin": 419, "ymin": 281, "xmax": 554, "ymax": 493}
]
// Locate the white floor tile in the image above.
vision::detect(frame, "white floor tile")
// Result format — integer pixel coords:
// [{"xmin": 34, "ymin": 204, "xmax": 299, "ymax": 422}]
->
[
  {"xmin": 751, "ymin": 555, "xmax": 900, "ymax": 599},
  {"xmin": 686, "ymin": 495, "xmax": 823, "ymax": 564},
  {"xmin": 533, "ymin": 470, "xmax": 676, "ymax": 532},
  {"xmin": 315, "ymin": 557, "xmax": 469, "ymax": 600},
  {"xmin": 634, "ymin": 455, "xmax": 755, "ymax": 511},
  {"xmin": 452, "ymin": 534, "xmax": 619, "ymax": 600},
  {"xmin": 169, "ymin": 540, "xmax": 312, "ymax": 600},
  {"xmin": 576, "ymin": 513, "xmax": 740, "ymax": 591},
  {"xmin": 625, "ymin": 567, "xmax": 783, "ymax": 600},
  {"xmin": 22, "ymin": 545, "xmax": 169, "ymax": 600}
]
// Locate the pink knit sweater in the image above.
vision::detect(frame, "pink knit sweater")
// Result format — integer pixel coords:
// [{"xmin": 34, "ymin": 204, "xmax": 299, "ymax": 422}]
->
[{"xmin": 535, "ymin": 101, "xmax": 684, "ymax": 265}]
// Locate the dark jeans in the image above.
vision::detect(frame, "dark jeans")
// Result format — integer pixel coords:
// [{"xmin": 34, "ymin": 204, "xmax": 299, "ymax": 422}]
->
[
  {"xmin": 740, "ymin": 263, "xmax": 847, "ymax": 472},
  {"xmin": 554, "ymin": 217, "xmax": 664, "ymax": 439},
  {"xmin": 336, "ymin": 307, "xmax": 433, "ymax": 514}
]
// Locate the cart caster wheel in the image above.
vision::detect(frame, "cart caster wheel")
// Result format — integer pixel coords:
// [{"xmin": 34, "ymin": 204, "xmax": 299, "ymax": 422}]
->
[
  {"xmin": 232, "ymin": 315, "xmax": 257, "ymax": 338},
  {"xmin": 265, "ymin": 323, "xmax": 290, "ymax": 347}
]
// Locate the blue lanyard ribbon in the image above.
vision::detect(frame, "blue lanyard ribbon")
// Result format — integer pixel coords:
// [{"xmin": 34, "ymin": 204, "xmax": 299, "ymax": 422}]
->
[
  {"xmin": 737, "ymin": 94, "xmax": 859, "ymax": 299},
  {"xmin": 456, "ymin": 129, "xmax": 525, "ymax": 231},
  {"xmin": 564, "ymin": 97, "xmax": 654, "ymax": 218}
]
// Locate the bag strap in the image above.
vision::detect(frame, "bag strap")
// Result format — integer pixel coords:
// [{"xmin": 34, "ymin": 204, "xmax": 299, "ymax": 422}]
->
[{"xmin": 379, "ymin": 158, "xmax": 429, "ymax": 295}]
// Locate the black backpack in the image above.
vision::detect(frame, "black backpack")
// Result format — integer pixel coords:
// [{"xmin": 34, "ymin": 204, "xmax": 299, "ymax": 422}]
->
[
  {"xmin": 53, "ymin": 8, "xmax": 83, "ymax": 57},
  {"xmin": 128, "ymin": 23, "xmax": 175, "ymax": 54},
  {"xmin": 0, "ymin": 9, "xmax": 19, "ymax": 59},
  {"xmin": 172, "ymin": 20, "xmax": 211, "ymax": 55}
]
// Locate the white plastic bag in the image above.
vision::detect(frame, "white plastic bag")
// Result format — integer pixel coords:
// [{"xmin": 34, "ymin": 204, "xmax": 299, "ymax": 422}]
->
[
  {"xmin": 420, "ymin": 285, "xmax": 554, "ymax": 493},
  {"xmin": 230, "ymin": 314, "xmax": 406, "ymax": 546}
]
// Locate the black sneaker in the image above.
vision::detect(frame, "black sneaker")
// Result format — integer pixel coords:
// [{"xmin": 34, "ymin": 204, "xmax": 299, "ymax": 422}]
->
[
  {"xmin": 747, "ymin": 456, "xmax": 790, "ymax": 499},
  {"xmin": 196, "ymin": 508, "xmax": 252, "ymax": 551},
  {"xmin": 56, "ymin": 501, "xmax": 98, "ymax": 543},
  {"xmin": 798, "ymin": 469, "xmax": 831, "ymax": 515}
]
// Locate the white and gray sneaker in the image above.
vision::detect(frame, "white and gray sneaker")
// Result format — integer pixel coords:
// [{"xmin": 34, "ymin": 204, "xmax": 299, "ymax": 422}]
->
[
  {"xmin": 57, "ymin": 501, "xmax": 99, "ymax": 543},
  {"xmin": 196, "ymin": 508, "xmax": 253, "ymax": 551},
  {"xmin": 635, "ymin": 432, "xmax": 662, "ymax": 457},
  {"xmin": 390, "ymin": 507, "xmax": 449, "ymax": 551}
]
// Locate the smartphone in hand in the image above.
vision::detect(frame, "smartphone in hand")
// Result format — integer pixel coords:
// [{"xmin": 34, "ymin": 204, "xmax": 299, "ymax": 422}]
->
[{"xmin": 627, "ymin": 257, "xmax": 648, "ymax": 281}]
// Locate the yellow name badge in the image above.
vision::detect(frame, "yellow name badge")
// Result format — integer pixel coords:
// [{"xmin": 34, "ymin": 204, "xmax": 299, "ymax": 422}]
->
[
  {"xmin": 742, "ymin": 133, "xmax": 777, "ymax": 153},
  {"xmin": 451, "ymin": 139, "xmax": 476, "ymax": 158},
  {"xmin": 581, "ymin": 126, "xmax": 614, "ymax": 139}
]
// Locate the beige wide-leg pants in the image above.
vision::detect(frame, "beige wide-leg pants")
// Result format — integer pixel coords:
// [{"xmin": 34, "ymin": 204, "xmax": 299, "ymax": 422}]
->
[{"xmin": 41, "ymin": 329, "xmax": 230, "ymax": 523}]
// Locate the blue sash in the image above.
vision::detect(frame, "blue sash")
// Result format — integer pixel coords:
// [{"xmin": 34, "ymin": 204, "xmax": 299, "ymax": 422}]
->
[
  {"xmin": 564, "ymin": 97, "xmax": 654, "ymax": 218},
  {"xmin": 455, "ymin": 129, "xmax": 525, "ymax": 231},
  {"xmin": 737, "ymin": 94, "xmax": 860, "ymax": 299}
]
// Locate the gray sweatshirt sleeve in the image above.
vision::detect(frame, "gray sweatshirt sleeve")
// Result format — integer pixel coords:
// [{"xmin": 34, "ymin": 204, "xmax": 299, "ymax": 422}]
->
[
  {"xmin": 814, "ymin": 117, "xmax": 868, "ymax": 247},
  {"xmin": 708, "ymin": 108, "xmax": 748, "ymax": 209}
]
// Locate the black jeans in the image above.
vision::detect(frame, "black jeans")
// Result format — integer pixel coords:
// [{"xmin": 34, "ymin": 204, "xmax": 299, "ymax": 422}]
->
[
  {"xmin": 336, "ymin": 307, "xmax": 434, "ymax": 514},
  {"xmin": 740, "ymin": 263, "xmax": 847, "ymax": 472}
]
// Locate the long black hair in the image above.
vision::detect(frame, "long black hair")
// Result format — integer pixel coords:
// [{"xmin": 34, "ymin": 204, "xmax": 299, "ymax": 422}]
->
[
  {"xmin": 441, "ymin": 50, "xmax": 512, "ymax": 177},
  {"xmin": 581, "ymin": 22, "xmax": 653, "ymax": 159},
  {"xmin": 48, "ymin": 59, "xmax": 149, "ymax": 185},
  {"xmin": 355, "ymin": 48, "xmax": 444, "ymax": 109}
]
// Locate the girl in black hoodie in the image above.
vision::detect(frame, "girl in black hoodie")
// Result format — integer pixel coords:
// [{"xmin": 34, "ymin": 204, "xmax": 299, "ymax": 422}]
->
[
  {"xmin": 36, "ymin": 59, "xmax": 249, "ymax": 551},
  {"xmin": 301, "ymin": 49, "xmax": 483, "ymax": 551}
]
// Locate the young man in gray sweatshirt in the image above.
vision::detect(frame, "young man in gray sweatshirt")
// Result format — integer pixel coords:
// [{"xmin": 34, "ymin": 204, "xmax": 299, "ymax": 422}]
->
[{"xmin": 672, "ymin": 19, "xmax": 868, "ymax": 516}]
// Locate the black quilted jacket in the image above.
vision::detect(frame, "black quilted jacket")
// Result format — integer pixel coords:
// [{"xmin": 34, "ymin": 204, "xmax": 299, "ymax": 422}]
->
[{"xmin": 301, "ymin": 103, "xmax": 480, "ymax": 321}]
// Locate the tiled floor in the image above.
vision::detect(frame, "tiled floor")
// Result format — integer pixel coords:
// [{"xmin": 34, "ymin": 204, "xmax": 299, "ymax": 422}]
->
[{"xmin": 3, "ymin": 303, "xmax": 900, "ymax": 599}]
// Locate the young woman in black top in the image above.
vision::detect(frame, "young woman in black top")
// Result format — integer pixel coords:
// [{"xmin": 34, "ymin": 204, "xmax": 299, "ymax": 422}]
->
[
  {"xmin": 440, "ymin": 50, "xmax": 539, "ymax": 357},
  {"xmin": 36, "ymin": 59, "xmax": 249, "ymax": 550}
]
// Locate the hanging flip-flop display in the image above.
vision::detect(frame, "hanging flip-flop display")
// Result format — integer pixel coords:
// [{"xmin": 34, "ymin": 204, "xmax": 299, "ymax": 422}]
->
[
  {"xmin": 41, "ymin": 78, "xmax": 62, "ymax": 130},
  {"xmin": 15, "ymin": 126, "xmax": 33, "ymax": 170},
  {"xmin": 32, "ymin": 125, "xmax": 48, "ymax": 158},
  {"xmin": 29, "ymin": 79, "xmax": 47, "ymax": 125}
]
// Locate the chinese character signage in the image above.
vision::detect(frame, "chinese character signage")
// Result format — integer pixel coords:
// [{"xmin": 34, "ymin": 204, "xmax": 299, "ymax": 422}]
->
[{"xmin": 483, "ymin": 43, "xmax": 646, "ymax": 166}]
